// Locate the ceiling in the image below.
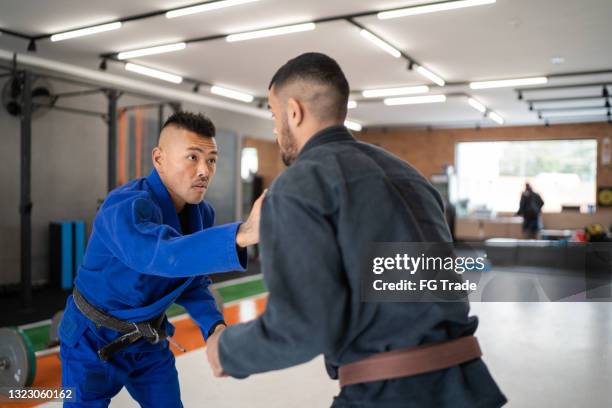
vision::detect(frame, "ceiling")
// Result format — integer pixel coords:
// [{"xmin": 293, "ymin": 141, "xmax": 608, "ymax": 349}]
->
[{"xmin": 1, "ymin": 0, "xmax": 611, "ymax": 131}]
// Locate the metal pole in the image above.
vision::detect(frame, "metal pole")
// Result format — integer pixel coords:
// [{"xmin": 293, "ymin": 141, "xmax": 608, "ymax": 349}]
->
[
  {"xmin": 106, "ymin": 89, "xmax": 119, "ymax": 192},
  {"xmin": 20, "ymin": 70, "xmax": 32, "ymax": 310},
  {"xmin": 157, "ymin": 104, "xmax": 164, "ymax": 134}
]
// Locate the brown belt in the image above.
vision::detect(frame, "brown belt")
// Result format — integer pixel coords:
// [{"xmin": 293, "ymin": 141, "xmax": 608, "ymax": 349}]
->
[{"xmin": 338, "ymin": 335, "xmax": 482, "ymax": 388}]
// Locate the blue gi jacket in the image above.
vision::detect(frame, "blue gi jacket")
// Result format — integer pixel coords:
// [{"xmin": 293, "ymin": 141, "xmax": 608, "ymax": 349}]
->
[{"xmin": 67, "ymin": 169, "xmax": 246, "ymax": 347}]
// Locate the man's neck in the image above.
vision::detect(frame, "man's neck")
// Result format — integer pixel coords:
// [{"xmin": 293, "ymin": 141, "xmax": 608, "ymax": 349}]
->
[
  {"xmin": 167, "ymin": 190, "xmax": 186, "ymax": 213},
  {"xmin": 298, "ymin": 121, "xmax": 343, "ymax": 152}
]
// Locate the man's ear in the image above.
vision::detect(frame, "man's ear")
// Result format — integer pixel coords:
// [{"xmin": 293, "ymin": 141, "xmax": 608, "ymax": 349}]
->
[
  {"xmin": 152, "ymin": 147, "xmax": 163, "ymax": 171},
  {"xmin": 287, "ymin": 97, "xmax": 303, "ymax": 128}
]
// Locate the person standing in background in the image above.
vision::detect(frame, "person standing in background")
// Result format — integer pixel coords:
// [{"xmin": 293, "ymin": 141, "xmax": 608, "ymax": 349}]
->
[{"xmin": 516, "ymin": 182, "xmax": 544, "ymax": 239}]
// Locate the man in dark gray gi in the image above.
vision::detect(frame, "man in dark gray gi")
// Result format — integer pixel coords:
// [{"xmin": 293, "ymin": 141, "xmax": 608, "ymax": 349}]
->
[{"xmin": 206, "ymin": 52, "xmax": 507, "ymax": 407}]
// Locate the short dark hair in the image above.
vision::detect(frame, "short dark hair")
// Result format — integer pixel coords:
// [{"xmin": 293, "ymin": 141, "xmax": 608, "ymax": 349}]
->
[
  {"xmin": 269, "ymin": 52, "xmax": 350, "ymax": 121},
  {"xmin": 161, "ymin": 111, "xmax": 215, "ymax": 138}
]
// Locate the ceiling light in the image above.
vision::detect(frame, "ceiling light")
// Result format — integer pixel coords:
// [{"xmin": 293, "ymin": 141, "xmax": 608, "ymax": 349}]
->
[
  {"xmin": 359, "ymin": 29, "xmax": 401, "ymax": 58},
  {"xmin": 226, "ymin": 23, "xmax": 316, "ymax": 42},
  {"xmin": 117, "ymin": 42, "xmax": 187, "ymax": 60},
  {"xmin": 384, "ymin": 94, "xmax": 447, "ymax": 105},
  {"xmin": 125, "ymin": 63, "xmax": 183, "ymax": 84},
  {"xmin": 345, "ymin": 120, "xmax": 363, "ymax": 131},
  {"xmin": 347, "ymin": 100, "xmax": 358, "ymax": 109},
  {"xmin": 166, "ymin": 0, "xmax": 259, "ymax": 18},
  {"xmin": 211, "ymin": 85, "xmax": 254, "ymax": 103},
  {"xmin": 470, "ymin": 76, "xmax": 548, "ymax": 89},
  {"xmin": 362, "ymin": 85, "xmax": 429, "ymax": 98},
  {"xmin": 488, "ymin": 111, "xmax": 504, "ymax": 124},
  {"xmin": 541, "ymin": 108, "xmax": 608, "ymax": 118},
  {"xmin": 467, "ymin": 97, "xmax": 486, "ymax": 113},
  {"xmin": 50, "ymin": 22, "xmax": 122, "ymax": 42},
  {"xmin": 378, "ymin": 0, "xmax": 496, "ymax": 20},
  {"xmin": 551, "ymin": 56, "xmax": 565, "ymax": 65},
  {"xmin": 414, "ymin": 65, "xmax": 445, "ymax": 86}
]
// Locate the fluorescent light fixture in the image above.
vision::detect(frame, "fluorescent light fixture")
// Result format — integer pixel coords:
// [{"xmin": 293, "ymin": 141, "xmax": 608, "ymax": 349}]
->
[
  {"xmin": 542, "ymin": 108, "xmax": 608, "ymax": 118},
  {"xmin": 470, "ymin": 76, "xmax": 548, "ymax": 89},
  {"xmin": 384, "ymin": 94, "xmax": 447, "ymax": 106},
  {"xmin": 488, "ymin": 111, "xmax": 504, "ymax": 124},
  {"xmin": 415, "ymin": 65, "xmax": 445, "ymax": 86},
  {"xmin": 551, "ymin": 56, "xmax": 565, "ymax": 65},
  {"xmin": 347, "ymin": 100, "xmax": 358, "ymax": 109},
  {"xmin": 125, "ymin": 63, "xmax": 183, "ymax": 84},
  {"xmin": 378, "ymin": 0, "xmax": 496, "ymax": 20},
  {"xmin": 362, "ymin": 85, "xmax": 429, "ymax": 98},
  {"xmin": 467, "ymin": 97, "xmax": 487, "ymax": 113},
  {"xmin": 211, "ymin": 85, "xmax": 254, "ymax": 103},
  {"xmin": 359, "ymin": 29, "xmax": 401, "ymax": 58},
  {"xmin": 226, "ymin": 23, "xmax": 316, "ymax": 42},
  {"xmin": 50, "ymin": 22, "xmax": 122, "ymax": 42},
  {"xmin": 166, "ymin": 0, "xmax": 259, "ymax": 18},
  {"xmin": 345, "ymin": 120, "xmax": 363, "ymax": 131},
  {"xmin": 117, "ymin": 42, "xmax": 186, "ymax": 60}
]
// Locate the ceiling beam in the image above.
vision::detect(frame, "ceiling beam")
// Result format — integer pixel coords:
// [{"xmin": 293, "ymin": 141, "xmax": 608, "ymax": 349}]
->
[{"xmin": 0, "ymin": 48, "xmax": 272, "ymax": 119}]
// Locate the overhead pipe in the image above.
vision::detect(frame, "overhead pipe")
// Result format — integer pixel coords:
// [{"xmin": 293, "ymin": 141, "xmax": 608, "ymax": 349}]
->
[{"xmin": 0, "ymin": 48, "xmax": 272, "ymax": 120}]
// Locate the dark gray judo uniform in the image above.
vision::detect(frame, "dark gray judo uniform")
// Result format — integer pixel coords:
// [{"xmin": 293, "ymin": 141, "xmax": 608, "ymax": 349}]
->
[{"xmin": 219, "ymin": 125, "xmax": 507, "ymax": 407}]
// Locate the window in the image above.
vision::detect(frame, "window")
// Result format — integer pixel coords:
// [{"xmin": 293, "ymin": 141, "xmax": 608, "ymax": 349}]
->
[
  {"xmin": 455, "ymin": 140, "xmax": 597, "ymax": 213},
  {"xmin": 241, "ymin": 147, "xmax": 258, "ymax": 180}
]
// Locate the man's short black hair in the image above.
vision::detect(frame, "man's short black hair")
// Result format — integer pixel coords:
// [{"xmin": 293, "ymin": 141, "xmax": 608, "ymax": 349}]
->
[
  {"xmin": 268, "ymin": 52, "xmax": 350, "ymax": 121},
  {"xmin": 161, "ymin": 111, "xmax": 215, "ymax": 138}
]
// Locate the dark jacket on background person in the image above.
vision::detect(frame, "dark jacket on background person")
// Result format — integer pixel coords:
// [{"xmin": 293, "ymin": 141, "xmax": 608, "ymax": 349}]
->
[
  {"xmin": 219, "ymin": 125, "xmax": 506, "ymax": 407},
  {"xmin": 517, "ymin": 189, "xmax": 544, "ymax": 233}
]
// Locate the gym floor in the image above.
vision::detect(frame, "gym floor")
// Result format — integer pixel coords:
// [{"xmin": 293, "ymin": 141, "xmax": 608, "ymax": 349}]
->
[{"xmin": 4, "ymin": 271, "xmax": 609, "ymax": 408}]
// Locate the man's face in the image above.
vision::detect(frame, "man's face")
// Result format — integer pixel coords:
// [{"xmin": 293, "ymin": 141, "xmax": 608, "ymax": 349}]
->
[
  {"xmin": 153, "ymin": 126, "xmax": 218, "ymax": 210},
  {"xmin": 268, "ymin": 87, "xmax": 299, "ymax": 166}
]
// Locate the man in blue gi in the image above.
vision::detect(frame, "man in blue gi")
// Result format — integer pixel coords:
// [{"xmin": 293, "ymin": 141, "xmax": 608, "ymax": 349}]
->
[
  {"xmin": 206, "ymin": 53, "xmax": 506, "ymax": 407},
  {"xmin": 59, "ymin": 111, "xmax": 263, "ymax": 407}
]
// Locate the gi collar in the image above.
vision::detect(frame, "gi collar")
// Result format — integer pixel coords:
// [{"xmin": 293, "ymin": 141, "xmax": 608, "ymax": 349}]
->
[
  {"xmin": 298, "ymin": 124, "xmax": 355, "ymax": 159},
  {"xmin": 146, "ymin": 169, "xmax": 182, "ymax": 232}
]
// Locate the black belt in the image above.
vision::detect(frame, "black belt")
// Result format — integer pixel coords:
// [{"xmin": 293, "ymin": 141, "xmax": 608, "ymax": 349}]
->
[{"xmin": 72, "ymin": 288, "xmax": 167, "ymax": 361}]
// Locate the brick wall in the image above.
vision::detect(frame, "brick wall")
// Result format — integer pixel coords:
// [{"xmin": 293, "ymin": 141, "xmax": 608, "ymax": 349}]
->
[{"xmin": 243, "ymin": 122, "xmax": 612, "ymax": 217}]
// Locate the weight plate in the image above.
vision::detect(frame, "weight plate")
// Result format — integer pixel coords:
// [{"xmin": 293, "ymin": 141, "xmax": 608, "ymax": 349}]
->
[
  {"xmin": 0, "ymin": 327, "xmax": 36, "ymax": 392},
  {"xmin": 598, "ymin": 188, "xmax": 612, "ymax": 206},
  {"xmin": 48, "ymin": 310, "xmax": 64, "ymax": 348}
]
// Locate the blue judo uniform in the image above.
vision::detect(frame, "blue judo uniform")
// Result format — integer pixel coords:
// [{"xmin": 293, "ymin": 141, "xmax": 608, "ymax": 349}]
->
[{"xmin": 59, "ymin": 169, "xmax": 246, "ymax": 407}]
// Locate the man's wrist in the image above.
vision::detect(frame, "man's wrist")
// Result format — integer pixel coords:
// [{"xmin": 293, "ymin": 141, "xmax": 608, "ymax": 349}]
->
[
  {"xmin": 207, "ymin": 320, "xmax": 226, "ymax": 338},
  {"xmin": 236, "ymin": 222, "xmax": 249, "ymax": 248}
]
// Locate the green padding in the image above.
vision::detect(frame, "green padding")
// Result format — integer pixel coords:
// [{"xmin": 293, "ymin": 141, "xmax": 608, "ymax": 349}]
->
[
  {"xmin": 166, "ymin": 303, "xmax": 187, "ymax": 318},
  {"xmin": 166, "ymin": 279, "xmax": 267, "ymax": 317},
  {"xmin": 23, "ymin": 325, "xmax": 50, "ymax": 354},
  {"xmin": 21, "ymin": 277, "xmax": 267, "ymax": 353},
  {"xmin": 217, "ymin": 279, "xmax": 267, "ymax": 303}
]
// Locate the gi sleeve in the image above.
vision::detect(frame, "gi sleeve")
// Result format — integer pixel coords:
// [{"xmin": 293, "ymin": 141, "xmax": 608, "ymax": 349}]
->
[
  {"xmin": 175, "ymin": 277, "xmax": 224, "ymax": 340},
  {"xmin": 98, "ymin": 195, "xmax": 247, "ymax": 277},
  {"xmin": 218, "ymin": 192, "xmax": 349, "ymax": 378}
]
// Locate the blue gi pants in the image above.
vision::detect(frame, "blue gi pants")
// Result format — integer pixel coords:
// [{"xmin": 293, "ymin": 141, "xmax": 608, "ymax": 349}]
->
[{"xmin": 60, "ymin": 306, "xmax": 182, "ymax": 407}]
